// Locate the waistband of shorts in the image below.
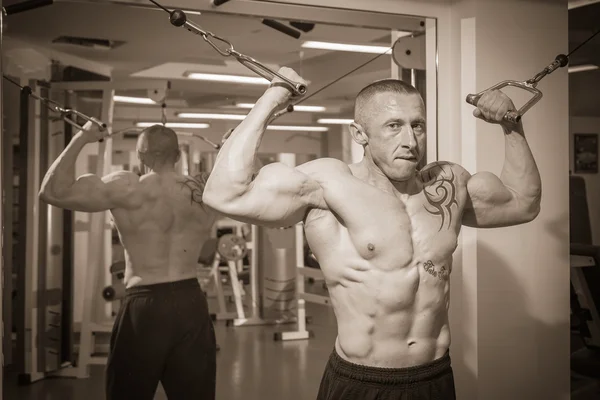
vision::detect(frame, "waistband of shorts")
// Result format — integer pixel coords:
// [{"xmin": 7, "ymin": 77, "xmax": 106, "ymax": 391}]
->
[
  {"xmin": 125, "ymin": 278, "xmax": 201, "ymax": 296},
  {"xmin": 328, "ymin": 348, "xmax": 452, "ymax": 385}
]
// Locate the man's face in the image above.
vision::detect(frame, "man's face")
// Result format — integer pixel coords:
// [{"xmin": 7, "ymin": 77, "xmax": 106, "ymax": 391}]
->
[{"xmin": 356, "ymin": 92, "xmax": 426, "ymax": 182}]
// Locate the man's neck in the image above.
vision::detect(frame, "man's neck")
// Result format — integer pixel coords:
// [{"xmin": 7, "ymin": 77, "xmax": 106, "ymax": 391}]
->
[
  {"xmin": 145, "ymin": 165, "xmax": 176, "ymax": 174},
  {"xmin": 356, "ymin": 157, "xmax": 420, "ymax": 197}
]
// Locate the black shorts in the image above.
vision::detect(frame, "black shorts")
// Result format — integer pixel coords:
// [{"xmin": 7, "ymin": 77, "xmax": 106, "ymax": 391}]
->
[
  {"xmin": 105, "ymin": 278, "xmax": 217, "ymax": 400},
  {"xmin": 316, "ymin": 349, "xmax": 456, "ymax": 400}
]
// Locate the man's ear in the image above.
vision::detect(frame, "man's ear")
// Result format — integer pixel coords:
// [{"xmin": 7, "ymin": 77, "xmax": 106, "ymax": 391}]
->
[
  {"xmin": 175, "ymin": 149, "xmax": 181, "ymax": 163},
  {"xmin": 349, "ymin": 121, "xmax": 368, "ymax": 146}
]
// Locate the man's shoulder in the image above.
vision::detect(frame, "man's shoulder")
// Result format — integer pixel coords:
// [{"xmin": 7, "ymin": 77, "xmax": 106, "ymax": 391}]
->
[
  {"xmin": 173, "ymin": 172, "xmax": 213, "ymax": 210},
  {"xmin": 173, "ymin": 172, "xmax": 210, "ymax": 191},
  {"xmin": 102, "ymin": 170, "xmax": 140, "ymax": 185},
  {"xmin": 295, "ymin": 157, "xmax": 351, "ymax": 178},
  {"xmin": 420, "ymin": 161, "xmax": 471, "ymax": 183}
]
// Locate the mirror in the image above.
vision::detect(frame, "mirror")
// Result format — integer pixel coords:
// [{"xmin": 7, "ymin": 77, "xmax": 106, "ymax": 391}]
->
[{"xmin": 2, "ymin": 0, "xmax": 437, "ymax": 398}]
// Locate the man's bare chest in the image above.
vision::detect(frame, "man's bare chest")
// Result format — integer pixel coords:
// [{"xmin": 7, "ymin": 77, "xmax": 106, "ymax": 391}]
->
[{"xmin": 306, "ymin": 163, "xmax": 465, "ymax": 268}]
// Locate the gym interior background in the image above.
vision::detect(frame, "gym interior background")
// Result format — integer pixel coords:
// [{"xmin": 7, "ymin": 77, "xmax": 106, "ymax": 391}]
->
[{"xmin": 0, "ymin": 0, "xmax": 597, "ymax": 399}]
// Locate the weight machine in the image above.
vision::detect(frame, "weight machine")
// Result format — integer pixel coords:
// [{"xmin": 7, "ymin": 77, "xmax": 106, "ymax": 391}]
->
[
  {"xmin": 200, "ymin": 219, "xmax": 255, "ymax": 324},
  {"xmin": 569, "ymin": 175, "xmax": 600, "ymax": 397},
  {"xmin": 203, "ymin": 219, "xmax": 302, "ymax": 328},
  {"xmin": 274, "ymin": 223, "xmax": 330, "ymax": 342},
  {"xmin": 8, "ymin": 76, "xmax": 173, "ymax": 380}
]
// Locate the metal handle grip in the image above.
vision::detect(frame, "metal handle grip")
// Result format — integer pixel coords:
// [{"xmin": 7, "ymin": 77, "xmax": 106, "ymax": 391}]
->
[{"xmin": 466, "ymin": 80, "xmax": 543, "ymax": 123}]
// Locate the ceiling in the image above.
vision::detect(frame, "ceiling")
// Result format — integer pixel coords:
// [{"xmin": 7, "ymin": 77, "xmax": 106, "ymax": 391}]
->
[
  {"xmin": 2, "ymin": 0, "xmax": 599, "ymax": 124},
  {"xmin": 3, "ymin": 0, "xmax": 412, "ymax": 126}
]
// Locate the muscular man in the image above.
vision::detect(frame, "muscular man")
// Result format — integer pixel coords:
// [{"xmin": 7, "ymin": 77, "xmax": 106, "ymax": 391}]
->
[
  {"xmin": 39, "ymin": 124, "xmax": 218, "ymax": 400},
  {"xmin": 203, "ymin": 68, "xmax": 542, "ymax": 399}
]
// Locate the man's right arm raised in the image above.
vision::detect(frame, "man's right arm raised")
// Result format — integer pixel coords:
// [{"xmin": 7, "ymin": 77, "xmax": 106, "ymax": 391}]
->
[{"xmin": 202, "ymin": 68, "xmax": 323, "ymax": 228}]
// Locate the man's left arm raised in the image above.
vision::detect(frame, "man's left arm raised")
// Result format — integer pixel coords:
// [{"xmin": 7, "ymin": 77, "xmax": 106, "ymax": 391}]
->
[
  {"xmin": 460, "ymin": 90, "xmax": 542, "ymax": 228},
  {"xmin": 39, "ymin": 126, "xmax": 143, "ymax": 213}
]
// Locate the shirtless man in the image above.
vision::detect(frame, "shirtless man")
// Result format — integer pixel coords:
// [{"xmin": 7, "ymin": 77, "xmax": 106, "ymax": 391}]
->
[
  {"xmin": 39, "ymin": 124, "xmax": 218, "ymax": 400},
  {"xmin": 203, "ymin": 68, "xmax": 542, "ymax": 399}
]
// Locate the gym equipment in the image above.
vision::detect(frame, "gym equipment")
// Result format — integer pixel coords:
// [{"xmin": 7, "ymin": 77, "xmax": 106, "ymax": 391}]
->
[
  {"xmin": 570, "ymin": 176, "xmax": 600, "ymax": 349},
  {"xmin": 12, "ymin": 80, "xmax": 76, "ymax": 382},
  {"xmin": 392, "ymin": 32, "xmax": 426, "ymax": 71},
  {"xmin": 215, "ymin": 234, "xmax": 248, "ymax": 321},
  {"xmin": 2, "ymin": 76, "xmax": 177, "ymax": 144},
  {"xmin": 148, "ymin": 0, "xmax": 307, "ymax": 97},
  {"xmin": 10, "ymin": 79, "xmax": 150, "ymax": 381},
  {"xmin": 271, "ymin": 42, "xmax": 395, "ymax": 121},
  {"xmin": 178, "ymin": 131, "xmax": 221, "ymax": 150},
  {"xmin": 3, "ymin": 75, "xmax": 106, "ymax": 132},
  {"xmin": 102, "ymin": 261, "xmax": 126, "ymax": 303},
  {"xmin": 57, "ymin": 89, "xmax": 117, "ymax": 379},
  {"xmin": 569, "ymin": 175, "xmax": 600, "ymax": 395},
  {"xmin": 218, "ymin": 234, "xmax": 248, "ymax": 261},
  {"xmin": 10, "ymin": 80, "xmax": 115, "ymax": 381},
  {"xmin": 274, "ymin": 223, "xmax": 329, "ymax": 341},
  {"xmin": 466, "ymin": 28, "xmax": 600, "ymax": 123},
  {"xmin": 198, "ymin": 220, "xmax": 251, "ymax": 322},
  {"xmin": 203, "ymin": 218, "xmax": 301, "ymax": 328},
  {"xmin": 258, "ymin": 226, "xmax": 297, "ymax": 321}
]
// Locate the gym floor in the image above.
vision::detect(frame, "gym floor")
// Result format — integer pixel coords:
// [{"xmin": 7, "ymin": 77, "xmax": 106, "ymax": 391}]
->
[
  {"xmin": 3, "ymin": 302, "xmax": 600, "ymax": 400},
  {"xmin": 3, "ymin": 302, "xmax": 338, "ymax": 400}
]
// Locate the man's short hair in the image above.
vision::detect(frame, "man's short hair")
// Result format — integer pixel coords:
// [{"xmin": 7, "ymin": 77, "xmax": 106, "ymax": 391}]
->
[
  {"xmin": 354, "ymin": 79, "xmax": 422, "ymax": 125},
  {"xmin": 137, "ymin": 124, "xmax": 180, "ymax": 165}
]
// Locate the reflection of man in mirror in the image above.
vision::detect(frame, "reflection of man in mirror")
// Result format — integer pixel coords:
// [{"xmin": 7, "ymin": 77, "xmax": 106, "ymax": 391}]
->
[
  {"xmin": 39, "ymin": 124, "xmax": 220, "ymax": 400},
  {"xmin": 204, "ymin": 67, "xmax": 542, "ymax": 400}
]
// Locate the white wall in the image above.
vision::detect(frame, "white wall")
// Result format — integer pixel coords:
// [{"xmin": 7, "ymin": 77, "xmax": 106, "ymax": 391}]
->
[
  {"xmin": 570, "ymin": 117, "xmax": 600, "ymax": 244},
  {"xmin": 466, "ymin": 1, "xmax": 570, "ymax": 399}
]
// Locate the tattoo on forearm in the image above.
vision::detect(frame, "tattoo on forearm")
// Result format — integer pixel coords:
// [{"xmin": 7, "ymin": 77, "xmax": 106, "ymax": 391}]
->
[
  {"xmin": 421, "ymin": 163, "xmax": 459, "ymax": 231},
  {"xmin": 423, "ymin": 260, "xmax": 449, "ymax": 281},
  {"xmin": 178, "ymin": 173, "xmax": 209, "ymax": 207}
]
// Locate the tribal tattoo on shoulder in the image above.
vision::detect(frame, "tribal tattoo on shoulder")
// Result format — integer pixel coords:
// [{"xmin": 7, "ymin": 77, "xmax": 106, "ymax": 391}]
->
[
  {"xmin": 420, "ymin": 162, "xmax": 459, "ymax": 231},
  {"xmin": 177, "ymin": 172, "xmax": 209, "ymax": 207}
]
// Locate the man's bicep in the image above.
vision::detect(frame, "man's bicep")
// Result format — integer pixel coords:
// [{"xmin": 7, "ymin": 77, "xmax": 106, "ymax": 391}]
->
[
  {"xmin": 462, "ymin": 171, "xmax": 517, "ymax": 228},
  {"xmin": 48, "ymin": 173, "xmax": 115, "ymax": 212},
  {"xmin": 219, "ymin": 162, "xmax": 322, "ymax": 226},
  {"xmin": 53, "ymin": 171, "xmax": 142, "ymax": 212}
]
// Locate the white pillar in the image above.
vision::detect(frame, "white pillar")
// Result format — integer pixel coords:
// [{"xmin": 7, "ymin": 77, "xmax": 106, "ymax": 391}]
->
[{"xmin": 456, "ymin": 1, "xmax": 570, "ymax": 399}]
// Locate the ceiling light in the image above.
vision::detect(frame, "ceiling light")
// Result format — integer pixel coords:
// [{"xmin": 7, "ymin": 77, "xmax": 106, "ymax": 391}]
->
[
  {"xmin": 136, "ymin": 122, "xmax": 210, "ymax": 129},
  {"xmin": 177, "ymin": 112, "xmax": 247, "ymax": 120},
  {"xmin": 318, "ymin": 118, "xmax": 354, "ymax": 124},
  {"xmin": 185, "ymin": 72, "xmax": 270, "ymax": 85},
  {"xmin": 266, "ymin": 125, "xmax": 328, "ymax": 132},
  {"xmin": 568, "ymin": 64, "xmax": 599, "ymax": 73},
  {"xmin": 236, "ymin": 103, "xmax": 326, "ymax": 112},
  {"xmin": 301, "ymin": 40, "xmax": 399, "ymax": 54},
  {"xmin": 114, "ymin": 95, "xmax": 157, "ymax": 105}
]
